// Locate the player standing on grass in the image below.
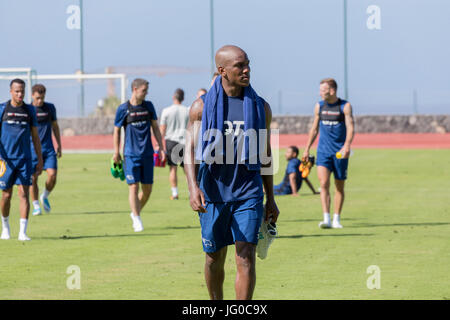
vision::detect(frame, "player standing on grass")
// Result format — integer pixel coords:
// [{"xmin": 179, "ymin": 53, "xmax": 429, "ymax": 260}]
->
[
  {"xmin": 29, "ymin": 84, "xmax": 62, "ymax": 216},
  {"xmin": 0, "ymin": 79, "xmax": 43, "ymax": 241},
  {"xmin": 159, "ymin": 88, "xmax": 189, "ymax": 200},
  {"xmin": 302, "ymin": 78, "xmax": 355, "ymax": 229},
  {"xmin": 185, "ymin": 45, "xmax": 279, "ymax": 300},
  {"xmin": 113, "ymin": 78, "xmax": 166, "ymax": 232}
]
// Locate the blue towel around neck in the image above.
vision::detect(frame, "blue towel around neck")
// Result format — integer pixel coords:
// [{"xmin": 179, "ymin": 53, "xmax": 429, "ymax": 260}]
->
[{"xmin": 195, "ymin": 75, "xmax": 266, "ymax": 171}]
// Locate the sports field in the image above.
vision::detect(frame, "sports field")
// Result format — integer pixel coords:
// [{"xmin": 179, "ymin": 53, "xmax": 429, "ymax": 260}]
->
[{"xmin": 0, "ymin": 148, "xmax": 449, "ymax": 300}]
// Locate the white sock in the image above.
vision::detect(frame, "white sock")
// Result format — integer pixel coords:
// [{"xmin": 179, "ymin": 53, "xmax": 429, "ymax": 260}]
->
[
  {"xmin": 131, "ymin": 212, "xmax": 141, "ymax": 219},
  {"xmin": 171, "ymin": 187, "xmax": 178, "ymax": 197},
  {"xmin": 323, "ymin": 213, "xmax": 330, "ymax": 224},
  {"xmin": 33, "ymin": 200, "xmax": 40, "ymax": 210},
  {"xmin": 1, "ymin": 216, "xmax": 10, "ymax": 230},
  {"xmin": 43, "ymin": 189, "xmax": 50, "ymax": 198},
  {"xmin": 333, "ymin": 213, "xmax": 341, "ymax": 223},
  {"xmin": 19, "ymin": 218, "xmax": 28, "ymax": 235}
]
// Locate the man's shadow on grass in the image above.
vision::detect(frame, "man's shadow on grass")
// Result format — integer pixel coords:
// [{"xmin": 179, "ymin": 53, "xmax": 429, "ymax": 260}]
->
[
  {"xmin": 39, "ymin": 233, "xmax": 172, "ymax": 240},
  {"xmin": 278, "ymin": 233, "xmax": 375, "ymax": 239},
  {"xmin": 53, "ymin": 210, "xmax": 130, "ymax": 215},
  {"xmin": 282, "ymin": 218, "xmax": 361, "ymax": 223},
  {"xmin": 163, "ymin": 225, "xmax": 200, "ymax": 230},
  {"xmin": 349, "ymin": 222, "xmax": 450, "ymax": 228},
  {"xmin": 53, "ymin": 210, "xmax": 164, "ymax": 215}
]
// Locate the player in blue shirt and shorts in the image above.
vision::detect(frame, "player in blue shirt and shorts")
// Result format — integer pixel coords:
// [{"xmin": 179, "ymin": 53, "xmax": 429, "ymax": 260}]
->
[
  {"xmin": 0, "ymin": 79, "xmax": 43, "ymax": 241},
  {"xmin": 113, "ymin": 78, "xmax": 166, "ymax": 232},
  {"xmin": 29, "ymin": 84, "xmax": 62, "ymax": 216},
  {"xmin": 273, "ymin": 146, "xmax": 303, "ymax": 196},
  {"xmin": 185, "ymin": 46, "xmax": 279, "ymax": 300},
  {"xmin": 303, "ymin": 78, "xmax": 355, "ymax": 229}
]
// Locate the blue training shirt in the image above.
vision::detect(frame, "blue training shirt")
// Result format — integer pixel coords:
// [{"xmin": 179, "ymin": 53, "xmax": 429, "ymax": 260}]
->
[
  {"xmin": 280, "ymin": 158, "xmax": 302, "ymax": 192},
  {"xmin": 30, "ymin": 102, "xmax": 57, "ymax": 158},
  {"xmin": 0, "ymin": 100, "xmax": 38, "ymax": 160},
  {"xmin": 198, "ymin": 94, "xmax": 264, "ymax": 203},
  {"xmin": 114, "ymin": 100, "xmax": 157, "ymax": 158},
  {"xmin": 317, "ymin": 98, "xmax": 347, "ymax": 156}
]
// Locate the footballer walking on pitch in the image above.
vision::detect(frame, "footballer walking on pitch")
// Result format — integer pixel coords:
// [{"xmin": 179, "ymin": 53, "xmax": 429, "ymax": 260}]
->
[
  {"xmin": 0, "ymin": 79, "xmax": 43, "ymax": 241},
  {"xmin": 159, "ymin": 88, "xmax": 189, "ymax": 200},
  {"xmin": 113, "ymin": 78, "xmax": 166, "ymax": 232},
  {"xmin": 29, "ymin": 84, "xmax": 62, "ymax": 216},
  {"xmin": 185, "ymin": 45, "xmax": 279, "ymax": 300},
  {"xmin": 303, "ymin": 78, "xmax": 355, "ymax": 229}
]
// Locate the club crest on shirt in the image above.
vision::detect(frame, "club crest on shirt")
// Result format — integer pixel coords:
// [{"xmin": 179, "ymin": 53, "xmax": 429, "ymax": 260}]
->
[{"xmin": 0, "ymin": 160, "xmax": 6, "ymax": 178}]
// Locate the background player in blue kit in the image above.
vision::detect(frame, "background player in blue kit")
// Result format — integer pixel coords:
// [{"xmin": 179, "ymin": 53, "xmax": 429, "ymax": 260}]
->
[
  {"xmin": 0, "ymin": 79, "xmax": 43, "ymax": 241},
  {"xmin": 303, "ymin": 78, "xmax": 355, "ymax": 229},
  {"xmin": 273, "ymin": 146, "xmax": 303, "ymax": 196},
  {"xmin": 113, "ymin": 78, "xmax": 166, "ymax": 232},
  {"xmin": 29, "ymin": 84, "xmax": 62, "ymax": 216},
  {"xmin": 185, "ymin": 45, "xmax": 279, "ymax": 300}
]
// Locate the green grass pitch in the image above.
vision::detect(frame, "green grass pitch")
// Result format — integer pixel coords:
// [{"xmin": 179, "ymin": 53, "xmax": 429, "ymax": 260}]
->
[{"xmin": 0, "ymin": 149, "xmax": 449, "ymax": 299}]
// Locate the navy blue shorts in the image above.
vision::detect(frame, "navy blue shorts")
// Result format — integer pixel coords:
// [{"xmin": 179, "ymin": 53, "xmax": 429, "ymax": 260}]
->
[
  {"xmin": 316, "ymin": 152, "xmax": 349, "ymax": 180},
  {"xmin": 32, "ymin": 153, "xmax": 57, "ymax": 174},
  {"xmin": 273, "ymin": 183, "xmax": 292, "ymax": 196},
  {"xmin": 124, "ymin": 156, "xmax": 154, "ymax": 185},
  {"xmin": 0, "ymin": 158, "xmax": 33, "ymax": 190},
  {"xmin": 198, "ymin": 196, "xmax": 264, "ymax": 253}
]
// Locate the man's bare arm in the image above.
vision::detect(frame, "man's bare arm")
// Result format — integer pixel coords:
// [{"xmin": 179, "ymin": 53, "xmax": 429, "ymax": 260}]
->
[
  {"xmin": 51, "ymin": 121, "xmax": 62, "ymax": 158},
  {"xmin": 289, "ymin": 173, "xmax": 299, "ymax": 196},
  {"xmin": 159, "ymin": 124, "xmax": 167, "ymax": 150},
  {"xmin": 340, "ymin": 103, "xmax": 355, "ymax": 158},
  {"xmin": 31, "ymin": 126, "xmax": 43, "ymax": 175},
  {"xmin": 261, "ymin": 101, "xmax": 280, "ymax": 223},
  {"xmin": 302, "ymin": 103, "xmax": 320, "ymax": 160},
  {"xmin": 185, "ymin": 98, "xmax": 206, "ymax": 212},
  {"xmin": 113, "ymin": 126, "xmax": 122, "ymax": 163}
]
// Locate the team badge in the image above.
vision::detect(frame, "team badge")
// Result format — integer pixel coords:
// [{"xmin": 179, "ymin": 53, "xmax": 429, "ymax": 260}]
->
[{"xmin": 0, "ymin": 160, "xmax": 6, "ymax": 177}]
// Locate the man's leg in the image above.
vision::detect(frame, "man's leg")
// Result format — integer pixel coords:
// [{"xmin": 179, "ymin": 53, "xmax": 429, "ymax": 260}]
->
[
  {"xmin": 129, "ymin": 183, "xmax": 145, "ymax": 232},
  {"xmin": 0, "ymin": 188, "xmax": 13, "ymax": 218},
  {"xmin": 235, "ymin": 241, "xmax": 257, "ymax": 300},
  {"xmin": 40, "ymin": 166, "xmax": 57, "ymax": 213},
  {"xmin": 1, "ymin": 188, "xmax": 13, "ymax": 239},
  {"xmin": 205, "ymin": 246, "xmax": 228, "ymax": 300},
  {"xmin": 17, "ymin": 185, "xmax": 31, "ymax": 240},
  {"xmin": 17, "ymin": 185, "xmax": 30, "ymax": 219},
  {"xmin": 45, "ymin": 168, "xmax": 57, "ymax": 193},
  {"xmin": 139, "ymin": 183, "xmax": 152, "ymax": 209},
  {"xmin": 135, "ymin": 156, "xmax": 153, "ymax": 214},
  {"xmin": 169, "ymin": 165, "xmax": 178, "ymax": 199},
  {"xmin": 332, "ymin": 179, "xmax": 345, "ymax": 228},
  {"xmin": 129, "ymin": 183, "xmax": 141, "ymax": 216},
  {"xmin": 30, "ymin": 173, "xmax": 42, "ymax": 215},
  {"xmin": 30, "ymin": 173, "xmax": 39, "ymax": 202},
  {"xmin": 273, "ymin": 183, "xmax": 288, "ymax": 196},
  {"xmin": 317, "ymin": 165, "xmax": 332, "ymax": 228}
]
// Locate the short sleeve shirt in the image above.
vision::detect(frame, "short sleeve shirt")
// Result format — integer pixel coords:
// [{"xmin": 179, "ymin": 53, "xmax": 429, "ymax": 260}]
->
[{"xmin": 114, "ymin": 100, "xmax": 157, "ymax": 158}]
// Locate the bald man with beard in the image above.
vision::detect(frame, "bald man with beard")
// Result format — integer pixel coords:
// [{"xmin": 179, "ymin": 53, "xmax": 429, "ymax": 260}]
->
[{"xmin": 184, "ymin": 45, "xmax": 279, "ymax": 300}]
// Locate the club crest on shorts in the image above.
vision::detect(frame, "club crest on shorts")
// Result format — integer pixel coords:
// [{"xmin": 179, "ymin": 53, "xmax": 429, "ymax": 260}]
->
[{"xmin": 0, "ymin": 160, "xmax": 6, "ymax": 177}]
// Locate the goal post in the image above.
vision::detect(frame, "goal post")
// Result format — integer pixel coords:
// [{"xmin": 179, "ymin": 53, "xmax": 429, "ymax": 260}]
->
[{"xmin": 0, "ymin": 70, "xmax": 127, "ymax": 117}]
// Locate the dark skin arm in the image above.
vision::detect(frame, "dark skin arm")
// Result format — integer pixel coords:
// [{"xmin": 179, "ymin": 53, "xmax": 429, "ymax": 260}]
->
[
  {"xmin": 261, "ymin": 102, "xmax": 280, "ymax": 223},
  {"xmin": 184, "ymin": 98, "xmax": 206, "ymax": 213},
  {"xmin": 31, "ymin": 126, "xmax": 43, "ymax": 176},
  {"xmin": 289, "ymin": 172, "xmax": 299, "ymax": 196},
  {"xmin": 51, "ymin": 121, "xmax": 62, "ymax": 158}
]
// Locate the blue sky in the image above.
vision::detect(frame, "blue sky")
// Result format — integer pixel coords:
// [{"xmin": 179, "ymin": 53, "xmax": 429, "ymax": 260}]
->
[{"xmin": 1, "ymin": 0, "xmax": 449, "ymax": 116}]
